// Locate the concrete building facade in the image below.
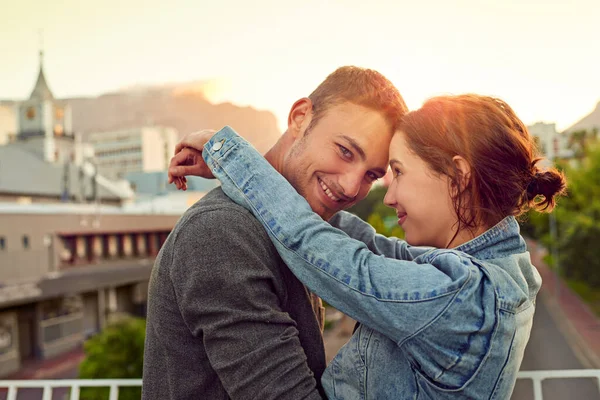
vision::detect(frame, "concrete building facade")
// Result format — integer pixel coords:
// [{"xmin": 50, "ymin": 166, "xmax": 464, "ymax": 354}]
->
[
  {"xmin": 527, "ymin": 122, "xmax": 574, "ymax": 161},
  {"xmin": 0, "ymin": 103, "xmax": 17, "ymax": 146},
  {"xmin": 89, "ymin": 126, "xmax": 178, "ymax": 180},
  {"xmin": 0, "ymin": 205, "xmax": 179, "ymax": 377},
  {"xmin": 15, "ymin": 50, "xmax": 74, "ymax": 165}
]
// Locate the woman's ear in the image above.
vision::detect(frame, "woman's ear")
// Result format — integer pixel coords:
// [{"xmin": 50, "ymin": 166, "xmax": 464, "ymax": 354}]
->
[
  {"xmin": 452, "ymin": 155, "xmax": 472, "ymax": 194},
  {"xmin": 287, "ymin": 98, "xmax": 313, "ymax": 139}
]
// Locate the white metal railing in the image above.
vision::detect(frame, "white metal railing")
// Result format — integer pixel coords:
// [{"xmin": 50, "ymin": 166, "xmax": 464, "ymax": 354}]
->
[
  {"xmin": 1, "ymin": 371, "xmax": 600, "ymax": 400},
  {"xmin": 0, "ymin": 379, "xmax": 142, "ymax": 400},
  {"xmin": 517, "ymin": 370, "xmax": 600, "ymax": 400}
]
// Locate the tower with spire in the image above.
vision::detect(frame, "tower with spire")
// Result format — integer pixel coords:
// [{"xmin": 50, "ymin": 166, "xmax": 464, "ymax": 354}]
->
[{"xmin": 16, "ymin": 48, "xmax": 74, "ymax": 163}]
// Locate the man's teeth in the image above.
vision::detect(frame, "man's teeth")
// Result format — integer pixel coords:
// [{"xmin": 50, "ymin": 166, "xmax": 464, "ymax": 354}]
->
[{"xmin": 320, "ymin": 180, "xmax": 340, "ymax": 202}]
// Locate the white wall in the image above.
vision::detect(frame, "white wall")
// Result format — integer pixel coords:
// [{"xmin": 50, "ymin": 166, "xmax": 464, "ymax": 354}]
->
[
  {"xmin": 141, "ymin": 127, "xmax": 177, "ymax": 172},
  {"xmin": 527, "ymin": 122, "xmax": 573, "ymax": 160},
  {"xmin": 0, "ymin": 105, "xmax": 17, "ymax": 145}
]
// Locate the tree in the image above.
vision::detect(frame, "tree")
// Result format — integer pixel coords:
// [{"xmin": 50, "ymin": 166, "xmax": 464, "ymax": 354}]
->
[
  {"xmin": 552, "ymin": 141, "xmax": 600, "ymax": 286},
  {"xmin": 348, "ymin": 185, "xmax": 405, "ymax": 238},
  {"xmin": 347, "ymin": 186, "xmax": 388, "ymax": 220},
  {"xmin": 568, "ymin": 128, "xmax": 599, "ymax": 161},
  {"xmin": 78, "ymin": 316, "xmax": 146, "ymax": 400},
  {"xmin": 525, "ymin": 138, "xmax": 600, "ymax": 288}
]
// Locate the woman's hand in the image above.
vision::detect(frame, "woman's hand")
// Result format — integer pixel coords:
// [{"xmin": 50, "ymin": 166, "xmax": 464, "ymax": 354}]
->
[{"xmin": 168, "ymin": 129, "xmax": 217, "ymax": 190}]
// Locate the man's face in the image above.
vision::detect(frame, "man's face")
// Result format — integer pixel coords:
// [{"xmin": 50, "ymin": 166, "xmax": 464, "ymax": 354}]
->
[{"xmin": 282, "ymin": 102, "xmax": 393, "ymax": 220}]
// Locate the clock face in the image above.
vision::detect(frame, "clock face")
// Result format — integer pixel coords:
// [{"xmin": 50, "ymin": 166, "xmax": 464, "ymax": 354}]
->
[{"xmin": 26, "ymin": 107, "xmax": 36, "ymax": 120}]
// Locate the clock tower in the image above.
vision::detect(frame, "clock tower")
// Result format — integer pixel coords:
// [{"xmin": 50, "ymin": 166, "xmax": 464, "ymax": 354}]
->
[{"xmin": 16, "ymin": 49, "xmax": 74, "ymax": 163}]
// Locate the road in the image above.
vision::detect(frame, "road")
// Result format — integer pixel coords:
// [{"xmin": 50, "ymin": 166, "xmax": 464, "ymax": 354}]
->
[{"xmin": 511, "ymin": 294, "xmax": 600, "ymax": 400}]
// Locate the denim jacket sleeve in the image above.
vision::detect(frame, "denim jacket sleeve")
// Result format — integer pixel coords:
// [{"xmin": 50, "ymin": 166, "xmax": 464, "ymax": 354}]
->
[
  {"xmin": 202, "ymin": 127, "xmax": 475, "ymax": 344},
  {"xmin": 329, "ymin": 211, "xmax": 434, "ymax": 260}
]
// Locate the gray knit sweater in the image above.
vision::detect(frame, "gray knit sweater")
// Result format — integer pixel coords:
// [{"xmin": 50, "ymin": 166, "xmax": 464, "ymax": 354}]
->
[{"xmin": 142, "ymin": 188, "xmax": 326, "ymax": 399}]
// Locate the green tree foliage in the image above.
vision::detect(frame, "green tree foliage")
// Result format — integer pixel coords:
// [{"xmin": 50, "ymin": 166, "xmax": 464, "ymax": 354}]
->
[
  {"xmin": 349, "ymin": 185, "xmax": 405, "ymax": 239},
  {"xmin": 552, "ymin": 142, "xmax": 600, "ymax": 286},
  {"xmin": 347, "ymin": 186, "xmax": 389, "ymax": 221},
  {"xmin": 569, "ymin": 128, "xmax": 599, "ymax": 160},
  {"xmin": 78, "ymin": 316, "xmax": 145, "ymax": 400},
  {"xmin": 525, "ymin": 136, "xmax": 600, "ymax": 287}
]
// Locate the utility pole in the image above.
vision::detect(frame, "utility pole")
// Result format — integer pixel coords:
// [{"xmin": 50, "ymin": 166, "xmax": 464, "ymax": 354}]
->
[{"xmin": 549, "ymin": 132, "xmax": 561, "ymax": 300}]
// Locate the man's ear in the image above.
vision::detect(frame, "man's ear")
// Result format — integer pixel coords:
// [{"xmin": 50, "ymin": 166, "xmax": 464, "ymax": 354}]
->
[
  {"xmin": 287, "ymin": 98, "xmax": 313, "ymax": 139},
  {"xmin": 452, "ymin": 155, "xmax": 472, "ymax": 194}
]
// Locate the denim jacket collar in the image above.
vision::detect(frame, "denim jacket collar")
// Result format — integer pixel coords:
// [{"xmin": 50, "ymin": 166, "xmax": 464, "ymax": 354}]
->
[{"xmin": 454, "ymin": 216, "xmax": 527, "ymax": 260}]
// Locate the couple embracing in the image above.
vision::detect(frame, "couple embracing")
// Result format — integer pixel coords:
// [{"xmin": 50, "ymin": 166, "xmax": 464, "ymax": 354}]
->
[{"xmin": 142, "ymin": 66, "xmax": 565, "ymax": 400}]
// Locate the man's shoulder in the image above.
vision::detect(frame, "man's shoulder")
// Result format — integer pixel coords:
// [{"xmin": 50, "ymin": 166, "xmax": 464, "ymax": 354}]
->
[
  {"xmin": 174, "ymin": 187, "xmax": 268, "ymax": 239},
  {"xmin": 165, "ymin": 188, "xmax": 287, "ymax": 281},
  {"xmin": 181, "ymin": 187, "xmax": 251, "ymax": 220}
]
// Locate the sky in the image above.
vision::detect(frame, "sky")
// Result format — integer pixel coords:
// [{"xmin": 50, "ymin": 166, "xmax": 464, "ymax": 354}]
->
[{"xmin": 1, "ymin": 0, "xmax": 599, "ymax": 132}]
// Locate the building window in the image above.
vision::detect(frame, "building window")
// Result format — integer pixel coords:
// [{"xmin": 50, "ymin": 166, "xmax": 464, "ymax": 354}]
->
[
  {"xmin": 0, "ymin": 318, "xmax": 15, "ymax": 356},
  {"xmin": 26, "ymin": 106, "xmax": 36, "ymax": 120},
  {"xmin": 40, "ymin": 297, "xmax": 84, "ymax": 345},
  {"xmin": 0, "ymin": 237, "xmax": 5, "ymax": 250},
  {"xmin": 55, "ymin": 107, "xmax": 64, "ymax": 119},
  {"xmin": 22, "ymin": 235, "xmax": 30, "ymax": 249}
]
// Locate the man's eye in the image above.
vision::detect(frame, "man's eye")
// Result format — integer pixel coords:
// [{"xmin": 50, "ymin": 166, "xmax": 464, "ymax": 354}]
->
[
  {"xmin": 366, "ymin": 172, "xmax": 378, "ymax": 182},
  {"xmin": 339, "ymin": 145, "xmax": 352, "ymax": 159}
]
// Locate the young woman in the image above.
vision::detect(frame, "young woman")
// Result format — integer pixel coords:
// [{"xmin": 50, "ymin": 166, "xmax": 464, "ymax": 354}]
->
[{"xmin": 172, "ymin": 95, "xmax": 566, "ymax": 399}]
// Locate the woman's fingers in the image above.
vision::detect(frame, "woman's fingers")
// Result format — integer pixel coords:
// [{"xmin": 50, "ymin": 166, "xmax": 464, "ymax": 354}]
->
[{"xmin": 174, "ymin": 129, "xmax": 217, "ymax": 154}]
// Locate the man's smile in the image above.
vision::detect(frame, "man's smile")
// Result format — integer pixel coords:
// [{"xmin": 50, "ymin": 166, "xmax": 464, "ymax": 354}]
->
[{"xmin": 319, "ymin": 178, "xmax": 342, "ymax": 202}]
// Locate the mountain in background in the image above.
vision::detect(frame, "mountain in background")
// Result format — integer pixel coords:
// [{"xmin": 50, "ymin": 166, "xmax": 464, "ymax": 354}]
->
[
  {"xmin": 565, "ymin": 101, "xmax": 600, "ymax": 133},
  {"xmin": 67, "ymin": 81, "xmax": 282, "ymax": 153}
]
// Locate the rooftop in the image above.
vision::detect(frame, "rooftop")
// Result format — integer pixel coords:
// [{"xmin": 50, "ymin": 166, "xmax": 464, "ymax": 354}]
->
[{"xmin": 0, "ymin": 145, "xmax": 132, "ymax": 201}]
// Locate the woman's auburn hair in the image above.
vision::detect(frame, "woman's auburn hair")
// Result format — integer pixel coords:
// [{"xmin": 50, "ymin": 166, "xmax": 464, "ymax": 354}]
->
[{"xmin": 399, "ymin": 94, "xmax": 567, "ymax": 231}]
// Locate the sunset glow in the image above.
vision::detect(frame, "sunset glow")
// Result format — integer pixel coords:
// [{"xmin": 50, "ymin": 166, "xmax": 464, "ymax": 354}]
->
[{"xmin": 1, "ymin": 0, "xmax": 599, "ymax": 132}]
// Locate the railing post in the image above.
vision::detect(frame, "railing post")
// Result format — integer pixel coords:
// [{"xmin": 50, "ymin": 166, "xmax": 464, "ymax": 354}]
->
[
  {"xmin": 109, "ymin": 384, "xmax": 119, "ymax": 400},
  {"xmin": 6, "ymin": 385, "xmax": 17, "ymax": 400},
  {"xmin": 532, "ymin": 377, "xmax": 543, "ymax": 400},
  {"xmin": 42, "ymin": 384, "xmax": 53, "ymax": 400},
  {"xmin": 70, "ymin": 384, "xmax": 81, "ymax": 400}
]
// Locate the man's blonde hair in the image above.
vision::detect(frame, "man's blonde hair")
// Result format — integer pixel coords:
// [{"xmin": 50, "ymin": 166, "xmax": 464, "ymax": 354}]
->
[{"xmin": 307, "ymin": 66, "xmax": 408, "ymax": 132}]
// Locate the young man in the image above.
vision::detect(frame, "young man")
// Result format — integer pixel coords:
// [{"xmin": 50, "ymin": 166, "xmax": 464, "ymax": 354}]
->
[{"xmin": 142, "ymin": 66, "xmax": 407, "ymax": 399}]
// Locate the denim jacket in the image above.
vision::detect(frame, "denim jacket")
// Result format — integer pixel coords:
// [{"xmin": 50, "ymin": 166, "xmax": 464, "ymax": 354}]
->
[{"xmin": 203, "ymin": 126, "xmax": 542, "ymax": 400}]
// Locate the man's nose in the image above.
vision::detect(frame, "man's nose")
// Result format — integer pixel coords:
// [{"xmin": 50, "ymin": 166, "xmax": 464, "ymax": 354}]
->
[{"xmin": 339, "ymin": 172, "xmax": 364, "ymax": 200}]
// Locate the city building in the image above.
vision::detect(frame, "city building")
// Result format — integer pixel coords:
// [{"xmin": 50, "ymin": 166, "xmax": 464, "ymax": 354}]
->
[
  {"xmin": 0, "ymin": 102, "xmax": 17, "ymax": 146},
  {"xmin": 14, "ymin": 51, "xmax": 75, "ymax": 165},
  {"xmin": 0, "ymin": 203, "xmax": 179, "ymax": 377},
  {"xmin": 124, "ymin": 171, "xmax": 219, "ymax": 213},
  {"xmin": 89, "ymin": 126, "xmax": 178, "ymax": 180},
  {"xmin": 0, "ymin": 47, "xmax": 212, "ymax": 379},
  {"xmin": 0, "ymin": 50, "xmax": 176, "ymax": 378},
  {"xmin": 0, "ymin": 144, "xmax": 132, "ymax": 205},
  {"xmin": 527, "ymin": 122, "xmax": 574, "ymax": 161},
  {"xmin": 0, "ymin": 50, "xmax": 133, "ymax": 206}
]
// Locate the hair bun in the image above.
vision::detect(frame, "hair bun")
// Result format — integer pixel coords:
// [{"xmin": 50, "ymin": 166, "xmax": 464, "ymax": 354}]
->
[{"xmin": 527, "ymin": 169, "xmax": 567, "ymax": 211}]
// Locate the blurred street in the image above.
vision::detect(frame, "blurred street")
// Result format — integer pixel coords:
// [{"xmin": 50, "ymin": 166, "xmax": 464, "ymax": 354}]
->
[{"xmin": 512, "ymin": 293, "xmax": 600, "ymax": 400}]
